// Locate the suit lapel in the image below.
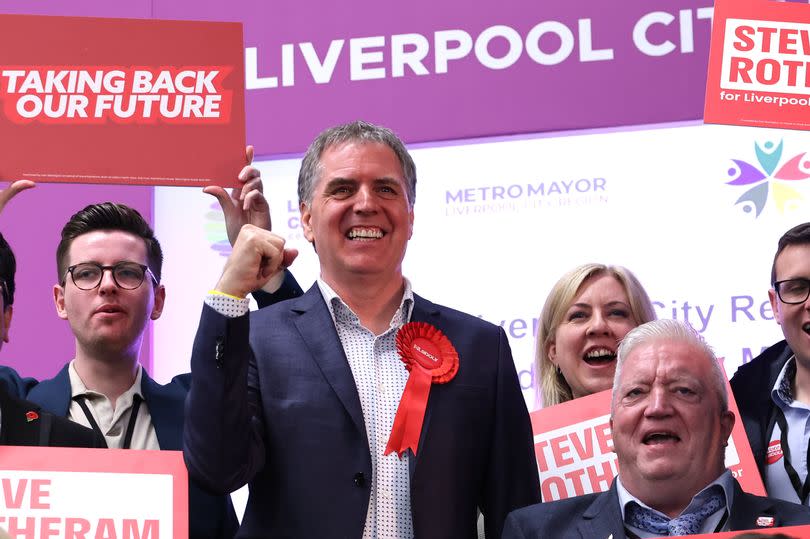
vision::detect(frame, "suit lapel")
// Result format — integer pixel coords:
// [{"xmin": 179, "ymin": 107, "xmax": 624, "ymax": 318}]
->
[
  {"xmin": 580, "ymin": 485, "xmax": 628, "ymax": 539},
  {"xmin": 141, "ymin": 371, "xmax": 184, "ymax": 450},
  {"xmin": 291, "ymin": 286, "xmax": 366, "ymax": 435},
  {"xmin": 26, "ymin": 364, "xmax": 73, "ymax": 416},
  {"xmin": 728, "ymin": 480, "xmax": 782, "ymax": 530},
  {"xmin": 408, "ymin": 296, "xmax": 441, "ymax": 476},
  {"xmin": 0, "ymin": 387, "xmax": 40, "ymax": 446}
]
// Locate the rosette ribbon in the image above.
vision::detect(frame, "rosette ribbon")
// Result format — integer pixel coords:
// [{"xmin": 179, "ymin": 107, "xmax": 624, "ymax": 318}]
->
[{"xmin": 385, "ymin": 322, "xmax": 458, "ymax": 458}]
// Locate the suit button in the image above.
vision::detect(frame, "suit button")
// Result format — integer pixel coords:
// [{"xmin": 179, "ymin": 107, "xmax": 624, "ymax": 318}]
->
[{"xmin": 353, "ymin": 472, "xmax": 366, "ymax": 487}]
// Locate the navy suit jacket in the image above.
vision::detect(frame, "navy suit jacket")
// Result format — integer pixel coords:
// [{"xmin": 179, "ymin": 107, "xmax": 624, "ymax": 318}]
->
[
  {"xmin": 0, "ymin": 385, "xmax": 104, "ymax": 448},
  {"xmin": 184, "ymin": 285, "xmax": 540, "ymax": 539},
  {"xmin": 729, "ymin": 339, "xmax": 792, "ymax": 478},
  {"xmin": 502, "ymin": 479, "xmax": 810, "ymax": 539},
  {"xmin": 27, "ymin": 364, "xmax": 239, "ymax": 539}
]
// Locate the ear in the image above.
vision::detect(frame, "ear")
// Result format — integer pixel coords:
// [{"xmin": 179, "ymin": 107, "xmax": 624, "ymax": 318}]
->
[
  {"xmin": 769, "ymin": 288, "xmax": 782, "ymax": 325},
  {"xmin": 150, "ymin": 284, "xmax": 166, "ymax": 320},
  {"xmin": 300, "ymin": 201, "xmax": 314, "ymax": 243},
  {"xmin": 721, "ymin": 409, "xmax": 736, "ymax": 443},
  {"xmin": 53, "ymin": 284, "xmax": 68, "ymax": 320},
  {"xmin": 408, "ymin": 207, "xmax": 414, "ymax": 240},
  {"xmin": 1, "ymin": 305, "xmax": 12, "ymax": 343},
  {"xmin": 547, "ymin": 339, "xmax": 557, "ymax": 365}
]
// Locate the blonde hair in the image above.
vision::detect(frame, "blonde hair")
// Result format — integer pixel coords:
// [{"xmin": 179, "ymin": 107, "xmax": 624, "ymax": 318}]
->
[{"xmin": 535, "ymin": 263, "xmax": 655, "ymax": 408}]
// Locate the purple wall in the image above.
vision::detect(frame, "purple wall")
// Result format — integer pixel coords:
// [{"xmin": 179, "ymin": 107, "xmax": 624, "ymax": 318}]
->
[
  {"xmin": 0, "ymin": 1, "xmax": 715, "ymax": 157},
  {"xmin": 0, "ymin": 184, "xmax": 153, "ymax": 379}
]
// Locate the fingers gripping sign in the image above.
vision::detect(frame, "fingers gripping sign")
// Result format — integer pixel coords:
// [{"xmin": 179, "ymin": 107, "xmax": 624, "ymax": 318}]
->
[
  {"xmin": 203, "ymin": 145, "xmax": 270, "ymax": 246},
  {"xmin": 0, "ymin": 180, "xmax": 35, "ymax": 214},
  {"xmin": 215, "ymin": 225, "xmax": 293, "ymax": 298}
]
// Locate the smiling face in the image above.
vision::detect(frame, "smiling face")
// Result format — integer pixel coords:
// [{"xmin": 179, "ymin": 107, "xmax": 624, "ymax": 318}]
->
[
  {"xmin": 611, "ymin": 339, "xmax": 734, "ymax": 514},
  {"xmin": 770, "ymin": 243, "xmax": 810, "ymax": 370},
  {"xmin": 53, "ymin": 230, "xmax": 165, "ymax": 359},
  {"xmin": 300, "ymin": 141, "xmax": 414, "ymax": 288},
  {"xmin": 547, "ymin": 274, "xmax": 638, "ymax": 398}
]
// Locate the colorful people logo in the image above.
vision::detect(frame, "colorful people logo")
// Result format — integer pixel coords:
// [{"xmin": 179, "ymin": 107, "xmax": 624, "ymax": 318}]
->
[
  {"xmin": 726, "ymin": 140, "xmax": 810, "ymax": 217},
  {"xmin": 205, "ymin": 201, "xmax": 231, "ymax": 257}
]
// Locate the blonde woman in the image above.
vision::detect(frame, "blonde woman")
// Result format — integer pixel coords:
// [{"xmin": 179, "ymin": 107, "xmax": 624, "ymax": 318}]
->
[{"xmin": 536, "ymin": 263, "xmax": 655, "ymax": 407}]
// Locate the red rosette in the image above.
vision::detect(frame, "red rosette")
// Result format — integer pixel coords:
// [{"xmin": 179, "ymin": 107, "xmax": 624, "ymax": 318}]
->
[
  {"xmin": 385, "ymin": 322, "xmax": 459, "ymax": 458},
  {"xmin": 25, "ymin": 411, "xmax": 38, "ymax": 423}
]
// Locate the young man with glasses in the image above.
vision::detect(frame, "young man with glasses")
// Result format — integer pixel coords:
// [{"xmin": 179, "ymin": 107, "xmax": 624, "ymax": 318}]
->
[
  {"xmin": 732, "ymin": 222, "xmax": 810, "ymax": 506},
  {"xmin": 20, "ymin": 198, "xmax": 299, "ymax": 538},
  {"xmin": 20, "ymin": 202, "xmax": 241, "ymax": 537}
]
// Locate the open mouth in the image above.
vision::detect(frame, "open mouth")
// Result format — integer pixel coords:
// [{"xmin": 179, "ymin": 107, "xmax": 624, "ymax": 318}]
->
[
  {"xmin": 642, "ymin": 432, "xmax": 680, "ymax": 445},
  {"xmin": 95, "ymin": 305, "xmax": 124, "ymax": 315},
  {"xmin": 583, "ymin": 348, "xmax": 616, "ymax": 366},
  {"xmin": 347, "ymin": 227, "xmax": 384, "ymax": 241},
  {"xmin": 803, "ymin": 322, "xmax": 810, "ymax": 336}
]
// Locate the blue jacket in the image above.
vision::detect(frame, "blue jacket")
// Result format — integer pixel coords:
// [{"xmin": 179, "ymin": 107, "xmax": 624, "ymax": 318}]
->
[
  {"xmin": 729, "ymin": 339, "xmax": 792, "ymax": 477},
  {"xmin": 28, "ymin": 364, "xmax": 239, "ymax": 539},
  {"xmin": 503, "ymin": 478, "xmax": 810, "ymax": 538},
  {"xmin": 184, "ymin": 285, "xmax": 540, "ymax": 538}
]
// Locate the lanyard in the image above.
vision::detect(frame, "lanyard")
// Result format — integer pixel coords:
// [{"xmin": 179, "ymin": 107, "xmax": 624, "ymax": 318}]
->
[
  {"xmin": 774, "ymin": 407, "xmax": 810, "ymax": 503},
  {"xmin": 73, "ymin": 393, "xmax": 142, "ymax": 449}
]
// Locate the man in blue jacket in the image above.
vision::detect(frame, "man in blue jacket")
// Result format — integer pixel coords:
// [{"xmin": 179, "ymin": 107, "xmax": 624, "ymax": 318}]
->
[
  {"xmin": 184, "ymin": 120, "xmax": 540, "ymax": 538},
  {"xmin": 731, "ymin": 222, "xmax": 810, "ymax": 506}
]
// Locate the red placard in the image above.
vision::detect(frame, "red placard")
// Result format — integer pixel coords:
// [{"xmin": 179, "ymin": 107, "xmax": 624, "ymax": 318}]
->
[
  {"xmin": 705, "ymin": 0, "xmax": 810, "ymax": 131},
  {"xmin": 530, "ymin": 379, "xmax": 765, "ymax": 502},
  {"xmin": 689, "ymin": 525, "xmax": 810, "ymax": 538},
  {"xmin": 0, "ymin": 446, "xmax": 187, "ymax": 538},
  {"xmin": 0, "ymin": 14, "xmax": 245, "ymax": 187}
]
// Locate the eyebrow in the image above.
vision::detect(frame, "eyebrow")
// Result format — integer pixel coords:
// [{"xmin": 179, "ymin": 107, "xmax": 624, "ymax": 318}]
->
[{"xmin": 568, "ymin": 300, "xmax": 629, "ymax": 309}]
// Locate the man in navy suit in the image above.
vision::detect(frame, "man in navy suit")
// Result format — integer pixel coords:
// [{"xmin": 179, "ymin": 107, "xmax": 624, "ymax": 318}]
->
[
  {"xmin": 0, "ymin": 153, "xmax": 301, "ymax": 538},
  {"xmin": 504, "ymin": 319, "xmax": 810, "ymax": 538},
  {"xmin": 184, "ymin": 120, "xmax": 540, "ymax": 538}
]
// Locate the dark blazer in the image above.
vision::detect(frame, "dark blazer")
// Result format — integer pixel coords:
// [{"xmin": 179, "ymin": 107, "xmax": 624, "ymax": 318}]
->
[
  {"xmin": 0, "ymin": 385, "xmax": 103, "ymax": 448},
  {"xmin": 729, "ymin": 339, "xmax": 792, "ymax": 477},
  {"xmin": 26, "ymin": 365, "xmax": 238, "ymax": 539},
  {"xmin": 184, "ymin": 285, "xmax": 540, "ymax": 539},
  {"xmin": 502, "ymin": 478, "xmax": 810, "ymax": 538}
]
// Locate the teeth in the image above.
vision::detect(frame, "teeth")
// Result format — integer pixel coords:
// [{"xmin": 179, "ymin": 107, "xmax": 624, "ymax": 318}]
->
[
  {"xmin": 347, "ymin": 227, "xmax": 383, "ymax": 240},
  {"xmin": 644, "ymin": 432, "xmax": 678, "ymax": 443},
  {"xmin": 585, "ymin": 349, "xmax": 615, "ymax": 359},
  {"xmin": 803, "ymin": 323, "xmax": 810, "ymax": 333}
]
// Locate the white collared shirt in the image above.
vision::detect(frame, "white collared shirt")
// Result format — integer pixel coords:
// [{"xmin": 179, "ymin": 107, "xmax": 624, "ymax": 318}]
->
[
  {"xmin": 67, "ymin": 360, "xmax": 159, "ymax": 450},
  {"xmin": 767, "ymin": 355, "xmax": 810, "ymax": 504},
  {"xmin": 316, "ymin": 278, "xmax": 415, "ymax": 539}
]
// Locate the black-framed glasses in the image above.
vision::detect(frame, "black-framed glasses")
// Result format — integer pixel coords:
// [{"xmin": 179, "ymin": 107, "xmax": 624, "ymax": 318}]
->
[
  {"xmin": 773, "ymin": 278, "xmax": 810, "ymax": 305},
  {"xmin": 64, "ymin": 262, "xmax": 158, "ymax": 291}
]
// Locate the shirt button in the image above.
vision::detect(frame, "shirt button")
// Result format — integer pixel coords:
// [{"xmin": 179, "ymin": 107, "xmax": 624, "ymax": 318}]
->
[{"xmin": 353, "ymin": 472, "xmax": 366, "ymax": 488}]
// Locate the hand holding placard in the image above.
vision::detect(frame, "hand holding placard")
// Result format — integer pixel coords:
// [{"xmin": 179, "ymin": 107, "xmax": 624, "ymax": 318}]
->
[
  {"xmin": 0, "ymin": 180, "xmax": 35, "ymax": 215},
  {"xmin": 204, "ymin": 145, "xmax": 271, "ymax": 245}
]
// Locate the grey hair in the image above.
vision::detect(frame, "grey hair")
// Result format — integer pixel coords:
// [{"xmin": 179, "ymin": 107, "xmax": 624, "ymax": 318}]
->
[
  {"xmin": 297, "ymin": 120, "xmax": 417, "ymax": 207},
  {"xmin": 611, "ymin": 319, "xmax": 728, "ymax": 412}
]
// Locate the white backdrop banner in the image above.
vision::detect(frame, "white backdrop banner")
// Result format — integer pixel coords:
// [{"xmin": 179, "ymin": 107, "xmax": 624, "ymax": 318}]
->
[{"xmin": 155, "ymin": 122, "xmax": 809, "ymax": 408}]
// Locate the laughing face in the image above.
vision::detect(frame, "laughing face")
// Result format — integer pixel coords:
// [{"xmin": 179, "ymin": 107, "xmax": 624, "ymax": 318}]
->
[
  {"xmin": 300, "ymin": 141, "xmax": 414, "ymax": 288},
  {"xmin": 547, "ymin": 274, "xmax": 638, "ymax": 398},
  {"xmin": 770, "ymin": 243, "xmax": 810, "ymax": 370},
  {"xmin": 611, "ymin": 339, "xmax": 734, "ymax": 513}
]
